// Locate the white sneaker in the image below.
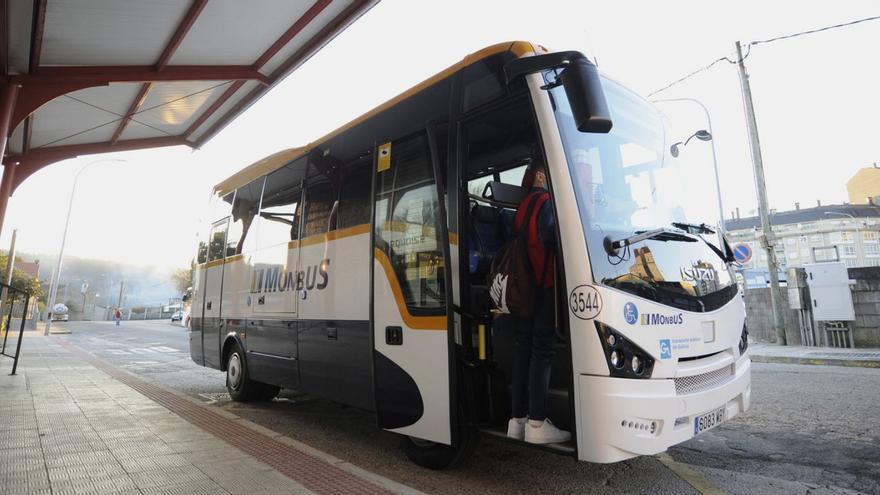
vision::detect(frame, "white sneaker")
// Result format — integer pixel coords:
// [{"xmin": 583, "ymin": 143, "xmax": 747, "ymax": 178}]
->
[
  {"xmin": 524, "ymin": 419, "xmax": 571, "ymax": 444},
  {"xmin": 507, "ymin": 417, "xmax": 527, "ymax": 440}
]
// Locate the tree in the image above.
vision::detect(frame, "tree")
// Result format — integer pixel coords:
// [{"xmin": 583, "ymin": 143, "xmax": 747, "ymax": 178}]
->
[
  {"xmin": 0, "ymin": 254, "xmax": 42, "ymax": 299},
  {"xmin": 170, "ymin": 261, "xmax": 194, "ymax": 294}
]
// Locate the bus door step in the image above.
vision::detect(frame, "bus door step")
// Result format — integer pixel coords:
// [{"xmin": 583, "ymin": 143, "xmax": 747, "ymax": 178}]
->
[{"xmin": 478, "ymin": 427, "xmax": 576, "ymax": 456}]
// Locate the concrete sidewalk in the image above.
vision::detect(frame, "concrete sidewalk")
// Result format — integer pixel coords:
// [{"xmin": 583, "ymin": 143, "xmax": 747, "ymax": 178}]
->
[
  {"xmin": 749, "ymin": 341, "xmax": 880, "ymax": 368},
  {"xmin": 0, "ymin": 333, "xmax": 421, "ymax": 495}
]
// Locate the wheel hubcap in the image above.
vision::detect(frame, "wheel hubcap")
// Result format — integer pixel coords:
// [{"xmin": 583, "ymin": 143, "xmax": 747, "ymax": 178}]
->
[{"xmin": 228, "ymin": 353, "xmax": 242, "ymax": 390}]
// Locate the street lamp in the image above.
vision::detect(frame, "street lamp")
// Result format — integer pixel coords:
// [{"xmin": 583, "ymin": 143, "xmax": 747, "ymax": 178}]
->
[
  {"xmin": 652, "ymin": 98, "xmax": 726, "ymax": 244},
  {"xmin": 44, "ymin": 158, "xmax": 125, "ymax": 335}
]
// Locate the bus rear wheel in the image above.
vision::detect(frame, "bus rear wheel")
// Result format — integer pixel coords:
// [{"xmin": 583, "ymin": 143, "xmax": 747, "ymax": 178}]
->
[
  {"xmin": 402, "ymin": 427, "xmax": 478, "ymax": 470},
  {"xmin": 226, "ymin": 342, "xmax": 260, "ymax": 402}
]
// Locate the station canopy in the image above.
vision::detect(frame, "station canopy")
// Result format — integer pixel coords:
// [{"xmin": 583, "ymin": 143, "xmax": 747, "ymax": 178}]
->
[{"xmin": 2, "ymin": 0, "xmax": 378, "ymax": 192}]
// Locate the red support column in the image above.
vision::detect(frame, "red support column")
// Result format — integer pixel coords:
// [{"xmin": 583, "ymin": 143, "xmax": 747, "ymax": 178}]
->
[{"xmin": 0, "ymin": 83, "xmax": 22, "ymax": 238}]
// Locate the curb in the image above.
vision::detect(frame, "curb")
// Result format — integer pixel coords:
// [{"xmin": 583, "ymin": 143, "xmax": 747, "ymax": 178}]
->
[{"xmin": 750, "ymin": 354, "xmax": 880, "ymax": 369}]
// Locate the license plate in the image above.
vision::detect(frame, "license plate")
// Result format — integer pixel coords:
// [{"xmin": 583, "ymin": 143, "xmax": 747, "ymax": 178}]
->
[{"xmin": 694, "ymin": 406, "xmax": 725, "ymax": 436}]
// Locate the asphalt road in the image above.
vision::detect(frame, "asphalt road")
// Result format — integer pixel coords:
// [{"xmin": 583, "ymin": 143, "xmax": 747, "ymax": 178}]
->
[{"xmin": 56, "ymin": 319, "xmax": 880, "ymax": 495}]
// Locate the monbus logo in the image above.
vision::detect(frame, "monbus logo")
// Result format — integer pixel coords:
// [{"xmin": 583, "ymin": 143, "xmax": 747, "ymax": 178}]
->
[
  {"xmin": 640, "ymin": 313, "xmax": 684, "ymax": 326},
  {"xmin": 251, "ymin": 259, "xmax": 331, "ymax": 294}
]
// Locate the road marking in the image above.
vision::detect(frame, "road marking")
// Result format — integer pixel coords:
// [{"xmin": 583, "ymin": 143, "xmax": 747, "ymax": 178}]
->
[{"xmin": 656, "ymin": 452, "xmax": 727, "ymax": 495}]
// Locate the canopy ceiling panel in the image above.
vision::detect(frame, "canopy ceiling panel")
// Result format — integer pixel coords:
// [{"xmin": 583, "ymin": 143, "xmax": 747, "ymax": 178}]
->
[
  {"xmin": 259, "ymin": 0, "xmax": 354, "ymax": 76},
  {"xmin": 125, "ymin": 80, "xmax": 229, "ymax": 135},
  {"xmin": 2, "ymin": 0, "xmax": 379, "ymax": 193},
  {"xmin": 40, "ymin": 0, "xmax": 191, "ymax": 66},
  {"xmin": 169, "ymin": 0, "xmax": 314, "ymax": 66},
  {"xmin": 30, "ymin": 84, "xmax": 142, "ymax": 148}
]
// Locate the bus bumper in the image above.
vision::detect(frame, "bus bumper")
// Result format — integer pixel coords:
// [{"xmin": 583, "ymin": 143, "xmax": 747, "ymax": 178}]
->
[{"xmin": 576, "ymin": 354, "xmax": 751, "ymax": 463}]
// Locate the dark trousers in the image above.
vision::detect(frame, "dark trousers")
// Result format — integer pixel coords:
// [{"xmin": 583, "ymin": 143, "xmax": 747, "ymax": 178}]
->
[{"xmin": 511, "ymin": 287, "xmax": 557, "ymax": 421}]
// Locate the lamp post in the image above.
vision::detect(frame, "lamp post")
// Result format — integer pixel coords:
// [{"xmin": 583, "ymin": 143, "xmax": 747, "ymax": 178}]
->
[
  {"xmin": 44, "ymin": 158, "xmax": 125, "ymax": 335},
  {"xmin": 653, "ymin": 97, "xmax": 726, "ymax": 242}
]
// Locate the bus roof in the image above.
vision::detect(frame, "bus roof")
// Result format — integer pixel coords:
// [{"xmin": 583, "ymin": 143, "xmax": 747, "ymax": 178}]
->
[{"xmin": 213, "ymin": 41, "xmax": 546, "ymax": 196}]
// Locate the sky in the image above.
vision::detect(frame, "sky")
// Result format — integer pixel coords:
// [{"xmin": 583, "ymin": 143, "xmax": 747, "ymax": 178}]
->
[{"xmin": 3, "ymin": 0, "xmax": 879, "ymax": 272}]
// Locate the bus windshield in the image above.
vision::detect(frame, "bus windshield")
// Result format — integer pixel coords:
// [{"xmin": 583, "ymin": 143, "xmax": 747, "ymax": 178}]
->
[{"xmin": 550, "ymin": 77, "xmax": 737, "ymax": 311}]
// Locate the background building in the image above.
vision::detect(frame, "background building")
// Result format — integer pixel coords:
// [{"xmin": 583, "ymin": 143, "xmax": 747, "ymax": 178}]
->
[
  {"xmin": 846, "ymin": 164, "xmax": 880, "ymax": 205},
  {"xmin": 725, "ymin": 203, "xmax": 880, "ymax": 276}
]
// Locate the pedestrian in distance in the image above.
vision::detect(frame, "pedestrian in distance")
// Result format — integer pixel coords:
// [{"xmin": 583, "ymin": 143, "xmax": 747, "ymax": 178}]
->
[
  {"xmin": 506, "ymin": 162, "xmax": 571, "ymax": 445},
  {"xmin": 114, "ymin": 308, "xmax": 122, "ymax": 326}
]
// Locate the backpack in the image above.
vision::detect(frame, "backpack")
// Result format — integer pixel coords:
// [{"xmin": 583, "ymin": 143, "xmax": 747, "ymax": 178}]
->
[{"xmin": 487, "ymin": 192, "xmax": 549, "ymax": 318}]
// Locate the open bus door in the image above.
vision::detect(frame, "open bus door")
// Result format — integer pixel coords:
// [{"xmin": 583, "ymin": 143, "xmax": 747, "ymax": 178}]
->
[{"xmin": 371, "ymin": 131, "xmax": 464, "ymax": 466}]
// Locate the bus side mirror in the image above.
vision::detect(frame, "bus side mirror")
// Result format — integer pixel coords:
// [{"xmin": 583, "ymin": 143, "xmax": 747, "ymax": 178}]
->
[
  {"xmin": 504, "ymin": 51, "xmax": 612, "ymax": 134},
  {"xmin": 560, "ymin": 58, "xmax": 612, "ymax": 134}
]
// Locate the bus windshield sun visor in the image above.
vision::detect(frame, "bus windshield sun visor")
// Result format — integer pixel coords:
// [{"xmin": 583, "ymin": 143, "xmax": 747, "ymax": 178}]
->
[{"xmin": 504, "ymin": 50, "xmax": 612, "ymax": 133}]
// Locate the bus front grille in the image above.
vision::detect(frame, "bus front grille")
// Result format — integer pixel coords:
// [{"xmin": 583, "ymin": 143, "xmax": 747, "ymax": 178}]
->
[{"xmin": 674, "ymin": 365, "xmax": 734, "ymax": 395}]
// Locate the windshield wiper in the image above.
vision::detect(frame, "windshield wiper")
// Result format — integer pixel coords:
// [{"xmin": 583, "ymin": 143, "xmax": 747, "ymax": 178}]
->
[
  {"xmin": 671, "ymin": 222, "xmax": 715, "ymax": 235},
  {"xmin": 604, "ymin": 228, "xmax": 696, "ymax": 255}
]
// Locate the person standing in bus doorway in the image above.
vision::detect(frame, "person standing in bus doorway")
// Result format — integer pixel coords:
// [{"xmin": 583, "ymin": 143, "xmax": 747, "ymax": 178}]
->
[
  {"xmin": 114, "ymin": 308, "xmax": 122, "ymax": 326},
  {"xmin": 507, "ymin": 162, "xmax": 571, "ymax": 445}
]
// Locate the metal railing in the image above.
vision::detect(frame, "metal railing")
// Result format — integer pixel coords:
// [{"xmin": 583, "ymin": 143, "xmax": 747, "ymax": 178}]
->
[{"xmin": 1, "ymin": 282, "xmax": 31, "ymax": 375}]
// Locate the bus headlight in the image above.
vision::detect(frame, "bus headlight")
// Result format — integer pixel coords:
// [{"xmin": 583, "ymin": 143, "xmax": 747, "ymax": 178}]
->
[
  {"xmin": 631, "ymin": 355, "xmax": 644, "ymax": 375},
  {"xmin": 739, "ymin": 323, "xmax": 749, "ymax": 355},
  {"xmin": 610, "ymin": 350, "xmax": 623, "ymax": 368},
  {"xmin": 596, "ymin": 322, "xmax": 655, "ymax": 379}
]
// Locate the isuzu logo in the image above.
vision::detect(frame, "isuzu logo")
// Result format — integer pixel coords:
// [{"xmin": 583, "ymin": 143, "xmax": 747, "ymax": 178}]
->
[{"xmin": 681, "ymin": 264, "xmax": 716, "ymax": 282}]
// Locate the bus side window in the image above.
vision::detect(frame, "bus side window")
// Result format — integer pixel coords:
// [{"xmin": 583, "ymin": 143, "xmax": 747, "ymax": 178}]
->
[
  {"xmin": 375, "ymin": 132, "xmax": 445, "ymax": 311},
  {"xmin": 207, "ymin": 220, "xmax": 228, "ymax": 262},
  {"xmin": 258, "ymin": 158, "xmax": 306, "ymax": 248},
  {"xmin": 338, "ymin": 154, "xmax": 372, "ymax": 229},
  {"xmin": 302, "ymin": 160, "xmax": 340, "ymax": 237},
  {"xmin": 228, "ymin": 178, "xmax": 263, "ymax": 256}
]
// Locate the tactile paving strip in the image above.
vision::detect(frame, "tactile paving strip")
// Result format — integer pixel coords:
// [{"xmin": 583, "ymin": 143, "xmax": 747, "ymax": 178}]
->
[{"xmin": 59, "ymin": 340, "xmax": 393, "ymax": 495}]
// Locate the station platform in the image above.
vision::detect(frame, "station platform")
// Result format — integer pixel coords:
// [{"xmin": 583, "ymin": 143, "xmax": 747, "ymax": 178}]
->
[{"xmin": 0, "ymin": 333, "xmax": 421, "ymax": 495}]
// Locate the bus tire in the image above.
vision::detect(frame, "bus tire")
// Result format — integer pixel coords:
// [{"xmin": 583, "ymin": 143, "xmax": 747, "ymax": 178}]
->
[
  {"xmin": 225, "ymin": 342, "xmax": 257, "ymax": 402},
  {"xmin": 402, "ymin": 425, "xmax": 478, "ymax": 470}
]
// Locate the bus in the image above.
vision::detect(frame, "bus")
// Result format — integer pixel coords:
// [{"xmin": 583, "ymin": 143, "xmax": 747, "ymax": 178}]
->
[{"xmin": 188, "ymin": 41, "xmax": 751, "ymax": 469}]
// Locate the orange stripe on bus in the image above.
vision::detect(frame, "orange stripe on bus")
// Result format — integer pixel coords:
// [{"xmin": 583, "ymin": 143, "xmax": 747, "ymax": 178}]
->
[{"xmin": 373, "ymin": 248, "xmax": 447, "ymax": 331}]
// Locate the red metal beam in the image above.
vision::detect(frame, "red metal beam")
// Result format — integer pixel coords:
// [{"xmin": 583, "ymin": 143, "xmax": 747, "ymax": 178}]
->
[
  {"xmin": 28, "ymin": 0, "xmax": 47, "ymax": 74},
  {"xmin": 156, "ymin": 0, "xmax": 209, "ymax": 71},
  {"xmin": 110, "ymin": 82, "xmax": 152, "ymax": 145},
  {"xmin": 194, "ymin": 0, "xmax": 377, "ymax": 148},
  {"xmin": 10, "ymin": 65, "xmax": 270, "ymax": 85},
  {"xmin": 252, "ymin": 0, "xmax": 332, "ymax": 69},
  {"xmin": 184, "ymin": 80, "xmax": 244, "ymax": 138},
  {"xmin": 6, "ymin": 135, "xmax": 188, "ymax": 193},
  {"xmin": 0, "ymin": 83, "xmax": 21, "ymax": 237}
]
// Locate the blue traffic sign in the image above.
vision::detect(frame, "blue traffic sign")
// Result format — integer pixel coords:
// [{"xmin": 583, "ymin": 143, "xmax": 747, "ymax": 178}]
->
[{"xmin": 733, "ymin": 243, "xmax": 753, "ymax": 263}]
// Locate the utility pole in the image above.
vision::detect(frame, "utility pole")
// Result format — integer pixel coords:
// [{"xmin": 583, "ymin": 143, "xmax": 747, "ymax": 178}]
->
[
  {"xmin": 736, "ymin": 41, "xmax": 787, "ymax": 345},
  {"xmin": 117, "ymin": 280, "xmax": 124, "ymax": 308}
]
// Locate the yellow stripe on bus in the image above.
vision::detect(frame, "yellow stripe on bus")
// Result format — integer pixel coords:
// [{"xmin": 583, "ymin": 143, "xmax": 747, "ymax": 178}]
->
[{"xmin": 374, "ymin": 248, "xmax": 447, "ymax": 331}]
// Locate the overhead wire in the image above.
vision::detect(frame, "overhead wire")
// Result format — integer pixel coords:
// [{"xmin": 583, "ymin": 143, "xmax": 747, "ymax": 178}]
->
[{"xmin": 647, "ymin": 14, "xmax": 880, "ymax": 97}]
